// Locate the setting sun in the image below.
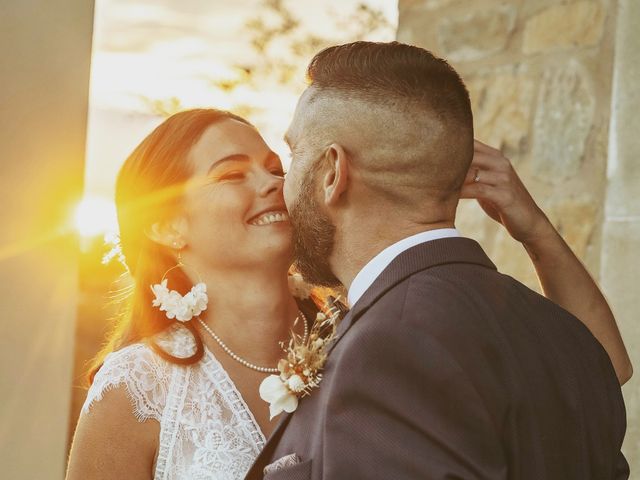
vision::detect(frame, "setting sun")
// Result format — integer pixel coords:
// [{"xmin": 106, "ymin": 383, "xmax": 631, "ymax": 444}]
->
[{"xmin": 74, "ymin": 195, "xmax": 119, "ymax": 238}]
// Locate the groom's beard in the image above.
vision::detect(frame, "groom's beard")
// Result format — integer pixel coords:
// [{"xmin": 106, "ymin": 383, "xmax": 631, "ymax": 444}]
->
[{"xmin": 289, "ymin": 172, "xmax": 341, "ymax": 288}]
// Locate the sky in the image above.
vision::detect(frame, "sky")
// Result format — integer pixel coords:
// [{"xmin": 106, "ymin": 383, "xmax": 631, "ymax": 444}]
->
[{"xmin": 84, "ymin": 0, "xmax": 398, "ymax": 205}]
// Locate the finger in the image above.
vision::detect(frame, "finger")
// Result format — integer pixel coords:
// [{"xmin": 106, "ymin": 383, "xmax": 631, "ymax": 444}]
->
[
  {"xmin": 460, "ymin": 182, "xmax": 489, "ymax": 199},
  {"xmin": 470, "ymin": 152, "xmax": 513, "ymax": 174},
  {"xmin": 460, "ymin": 182, "xmax": 511, "ymax": 207},
  {"xmin": 477, "ymin": 198, "xmax": 502, "ymax": 223},
  {"xmin": 464, "ymin": 166, "xmax": 479, "ymax": 184},
  {"xmin": 463, "ymin": 160, "xmax": 494, "ymax": 185},
  {"xmin": 463, "ymin": 168, "xmax": 510, "ymax": 187},
  {"xmin": 460, "ymin": 182, "xmax": 505, "ymax": 207},
  {"xmin": 474, "ymin": 139, "xmax": 502, "ymax": 155},
  {"xmin": 460, "ymin": 186, "xmax": 503, "ymax": 223}
]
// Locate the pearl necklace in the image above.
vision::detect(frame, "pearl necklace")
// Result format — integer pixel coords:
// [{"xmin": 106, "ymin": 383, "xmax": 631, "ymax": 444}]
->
[{"xmin": 197, "ymin": 311, "xmax": 309, "ymax": 374}]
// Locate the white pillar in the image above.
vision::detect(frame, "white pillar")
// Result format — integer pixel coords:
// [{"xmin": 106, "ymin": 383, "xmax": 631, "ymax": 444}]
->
[
  {"xmin": 0, "ymin": 1, "xmax": 94, "ymax": 477},
  {"xmin": 603, "ymin": 0, "xmax": 640, "ymax": 471}
]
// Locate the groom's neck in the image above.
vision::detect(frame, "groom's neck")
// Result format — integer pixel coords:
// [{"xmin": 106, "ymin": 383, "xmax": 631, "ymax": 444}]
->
[{"xmin": 331, "ymin": 209, "xmax": 455, "ymax": 291}]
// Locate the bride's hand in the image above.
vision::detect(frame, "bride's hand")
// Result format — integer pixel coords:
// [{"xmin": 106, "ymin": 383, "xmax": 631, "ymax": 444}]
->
[
  {"xmin": 461, "ymin": 141, "xmax": 632, "ymax": 385},
  {"xmin": 460, "ymin": 140, "xmax": 553, "ymax": 245}
]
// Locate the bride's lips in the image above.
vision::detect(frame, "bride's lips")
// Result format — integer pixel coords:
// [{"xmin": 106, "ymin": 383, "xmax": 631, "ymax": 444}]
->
[{"xmin": 247, "ymin": 207, "xmax": 290, "ymax": 226}]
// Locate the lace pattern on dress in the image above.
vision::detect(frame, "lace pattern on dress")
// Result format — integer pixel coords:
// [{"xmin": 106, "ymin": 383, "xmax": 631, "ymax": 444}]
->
[
  {"xmin": 200, "ymin": 349, "xmax": 266, "ymax": 449},
  {"xmin": 81, "ymin": 324, "xmax": 266, "ymax": 480},
  {"xmin": 82, "ymin": 343, "xmax": 169, "ymax": 422}
]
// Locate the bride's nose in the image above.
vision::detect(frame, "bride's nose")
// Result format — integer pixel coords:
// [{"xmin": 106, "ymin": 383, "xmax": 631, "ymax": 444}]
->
[{"xmin": 256, "ymin": 169, "xmax": 284, "ymax": 197}]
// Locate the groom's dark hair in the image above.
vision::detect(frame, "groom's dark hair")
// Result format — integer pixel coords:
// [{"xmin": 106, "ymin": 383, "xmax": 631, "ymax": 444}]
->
[
  {"xmin": 307, "ymin": 42, "xmax": 472, "ymax": 127},
  {"xmin": 303, "ymin": 41, "xmax": 473, "ymax": 205}
]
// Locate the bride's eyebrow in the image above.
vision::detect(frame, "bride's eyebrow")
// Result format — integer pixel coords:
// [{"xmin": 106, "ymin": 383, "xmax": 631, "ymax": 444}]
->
[
  {"xmin": 207, "ymin": 154, "xmax": 249, "ymax": 173},
  {"xmin": 208, "ymin": 151, "xmax": 281, "ymax": 173}
]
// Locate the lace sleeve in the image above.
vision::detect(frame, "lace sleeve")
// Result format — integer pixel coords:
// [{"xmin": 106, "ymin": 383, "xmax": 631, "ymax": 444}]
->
[{"xmin": 81, "ymin": 343, "xmax": 170, "ymax": 422}]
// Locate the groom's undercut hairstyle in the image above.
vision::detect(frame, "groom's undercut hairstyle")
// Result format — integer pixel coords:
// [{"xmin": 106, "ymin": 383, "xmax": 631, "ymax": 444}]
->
[{"xmin": 304, "ymin": 41, "xmax": 474, "ymax": 208}]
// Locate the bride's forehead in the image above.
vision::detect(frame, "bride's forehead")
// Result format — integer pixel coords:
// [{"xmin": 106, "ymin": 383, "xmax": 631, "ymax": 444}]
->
[
  {"xmin": 193, "ymin": 121, "xmax": 266, "ymax": 155},
  {"xmin": 189, "ymin": 120, "xmax": 271, "ymax": 172},
  {"xmin": 200, "ymin": 119, "xmax": 260, "ymax": 143}
]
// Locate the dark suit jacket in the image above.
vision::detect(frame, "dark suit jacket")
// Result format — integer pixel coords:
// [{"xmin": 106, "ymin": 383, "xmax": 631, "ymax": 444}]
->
[{"xmin": 246, "ymin": 238, "xmax": 628, "ymax": 479}]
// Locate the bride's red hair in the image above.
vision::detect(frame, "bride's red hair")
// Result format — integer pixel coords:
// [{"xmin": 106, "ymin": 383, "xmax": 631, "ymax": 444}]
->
[{"xmin": 88, "ymin": 109, "xmax": 251, "ymax": 383}]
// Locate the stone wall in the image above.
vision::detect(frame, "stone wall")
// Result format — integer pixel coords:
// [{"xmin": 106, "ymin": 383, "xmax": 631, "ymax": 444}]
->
[
  {"xmin": 399, "ymin": 0, "xmax": 615, "ymax": 289},
  {"xmin": 398, "ymin": 0, "xmax": 639, "ymax": 474}
]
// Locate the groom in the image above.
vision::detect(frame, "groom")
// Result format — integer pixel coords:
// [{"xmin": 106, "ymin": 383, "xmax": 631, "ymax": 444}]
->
[{"xmin": 246, "ymin": 42, "xmax": 628, "ymax": 479}]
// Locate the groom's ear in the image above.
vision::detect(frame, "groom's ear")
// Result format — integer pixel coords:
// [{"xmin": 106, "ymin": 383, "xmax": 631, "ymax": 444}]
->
[{"xmin": 322, "ymin": 143, "xmax": 349, "ymax": 208}]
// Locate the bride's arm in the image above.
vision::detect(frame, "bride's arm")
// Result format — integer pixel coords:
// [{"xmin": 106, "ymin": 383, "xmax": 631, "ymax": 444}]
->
[
  {"xmin": 66, "ymin": 386, "xmax": 158, "ymax": 480},
  {"xmin": 460, "ymin": 140, "xmax": 632, "ymax": 385}
]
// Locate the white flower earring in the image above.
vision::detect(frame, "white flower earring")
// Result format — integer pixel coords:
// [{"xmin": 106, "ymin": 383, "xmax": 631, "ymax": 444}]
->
[{"xmin": 150, "ymin": 244, "xmax": 208, "ymax": 322}]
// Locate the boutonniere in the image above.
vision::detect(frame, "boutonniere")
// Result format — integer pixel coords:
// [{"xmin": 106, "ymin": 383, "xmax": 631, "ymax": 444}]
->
[{"xmin": 259, "ymin": 300, "xmax": 341, "ymax": 419}]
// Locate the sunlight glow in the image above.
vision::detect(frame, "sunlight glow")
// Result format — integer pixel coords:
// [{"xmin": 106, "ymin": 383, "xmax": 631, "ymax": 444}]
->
[
  {"xmin": 74, "ymin": 195, "xmax": 119, "ymax": 238},
  {"xmin": 84, "ymin": 0, "xmax": 397, "ymax": 201}
]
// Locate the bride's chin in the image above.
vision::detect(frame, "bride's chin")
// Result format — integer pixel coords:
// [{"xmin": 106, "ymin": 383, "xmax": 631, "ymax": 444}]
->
[{"xmin": 255, "ymin": 239, "xmax": 294, "ymax": 264}]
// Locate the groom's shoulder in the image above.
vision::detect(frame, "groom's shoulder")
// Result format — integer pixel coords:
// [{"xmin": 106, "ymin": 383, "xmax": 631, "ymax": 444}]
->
[
  {"xmin": 397, "ymin": 259, "xmax": 557, "ymax": 316},
  {"xmin": 376, "ymin": 259, "xmax": 510, "ymax": 317},
  {"xmin": 353, "ymin": 265, "xmax": 489, "ymax": 345},
  {"xmin": 364, "ymin": 260, "xmax": 580, "ymax": 347},
  {"xmin": 344, "ymin": 262, "xmax": 598, "ymax": 386}
]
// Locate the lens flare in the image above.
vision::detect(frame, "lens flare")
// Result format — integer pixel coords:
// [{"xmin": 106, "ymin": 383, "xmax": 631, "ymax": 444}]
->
[{"xmin": 74, "ymin": 195, "xmax": 118, "ymax": 237}]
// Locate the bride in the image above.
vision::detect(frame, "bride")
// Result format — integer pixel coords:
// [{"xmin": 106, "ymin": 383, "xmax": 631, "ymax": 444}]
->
[{"xmin": 65, "ymin": 108, "xmax": 631, "ymax": 479}]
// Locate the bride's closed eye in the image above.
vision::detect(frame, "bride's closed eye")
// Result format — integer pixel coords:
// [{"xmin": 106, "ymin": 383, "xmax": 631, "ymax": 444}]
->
[
  {"xmin": 270, "ymin": 168, "xmax": 287, "ymax": 177},
  {"xmin": 217, "ymin": 171, "xmax": 245, "ymax": 181}
]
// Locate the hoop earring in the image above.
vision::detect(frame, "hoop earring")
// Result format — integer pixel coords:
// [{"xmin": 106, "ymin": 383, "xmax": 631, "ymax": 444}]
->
[{"xmin": 150, "ymin": 249, "xmax": 208, "ymax": 322}]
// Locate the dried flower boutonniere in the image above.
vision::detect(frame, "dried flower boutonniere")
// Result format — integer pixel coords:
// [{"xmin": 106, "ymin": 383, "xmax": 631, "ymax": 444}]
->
[{"xmin": 259, "ymin": 300, "xmax": 342, "ymax": 419}]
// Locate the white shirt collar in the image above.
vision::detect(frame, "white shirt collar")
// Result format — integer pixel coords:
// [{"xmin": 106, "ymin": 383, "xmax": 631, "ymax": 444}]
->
[{"xmin": 347, "ymin": 228, "xmax": 461, "ymax": 307}]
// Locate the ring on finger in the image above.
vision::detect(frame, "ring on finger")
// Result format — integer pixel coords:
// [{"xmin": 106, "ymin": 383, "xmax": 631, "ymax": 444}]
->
[{"xmin": 473, "ymin": 169, "xmax": 480, "ymax": 183}]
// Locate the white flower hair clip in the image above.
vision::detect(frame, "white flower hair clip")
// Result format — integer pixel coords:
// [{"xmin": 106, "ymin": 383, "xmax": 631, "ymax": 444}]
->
[{"xmin": 102, "ymin": 232, "xmax": 127, "ymax": 268}]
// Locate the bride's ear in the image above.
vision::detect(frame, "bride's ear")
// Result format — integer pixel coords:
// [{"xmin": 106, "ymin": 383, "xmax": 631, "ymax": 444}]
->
[
  {"xmin": 145, "ymin": 216, "xmax": 188, "ymax": 249},
  {"xmin": 322, "ymin": 143, "xmax": 349, "ymax": 207}
]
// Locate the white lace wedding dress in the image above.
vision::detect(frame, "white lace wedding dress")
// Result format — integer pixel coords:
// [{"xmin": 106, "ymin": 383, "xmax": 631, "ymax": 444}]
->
[{"xmin": 81, "ymin": 324, "xmax": 266, "ymax": 479}]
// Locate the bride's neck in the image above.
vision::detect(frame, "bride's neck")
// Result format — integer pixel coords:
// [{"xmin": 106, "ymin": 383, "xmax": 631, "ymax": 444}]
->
[{"xmin": 194, "ymin": 266, "xmax": 300, "ymax": 364}]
